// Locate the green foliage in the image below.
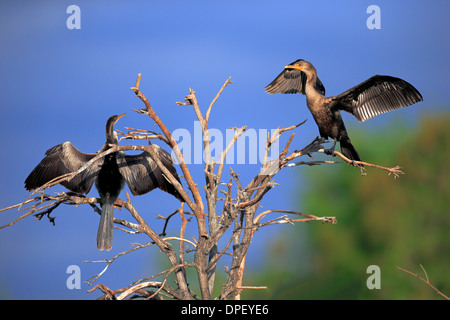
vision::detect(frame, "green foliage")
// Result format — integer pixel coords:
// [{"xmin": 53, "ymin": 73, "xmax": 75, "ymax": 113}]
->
[{"xmin": 243, "ymin": 114, "xmax": 450, "ymax": 299}]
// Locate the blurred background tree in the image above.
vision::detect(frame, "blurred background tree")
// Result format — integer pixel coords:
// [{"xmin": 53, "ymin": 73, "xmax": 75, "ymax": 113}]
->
[{"xmin": 243, "ymin": 113, "xmax": 450, "ymax": 299}]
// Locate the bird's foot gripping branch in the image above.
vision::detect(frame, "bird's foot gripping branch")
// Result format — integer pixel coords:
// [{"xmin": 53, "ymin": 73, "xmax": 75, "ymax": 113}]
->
[{"xmin": 1, "ymin": 73, "xmax": 407, "ymax": 300}]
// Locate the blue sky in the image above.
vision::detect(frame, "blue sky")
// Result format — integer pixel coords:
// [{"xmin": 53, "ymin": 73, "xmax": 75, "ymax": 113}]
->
[{"xmin": 0, "ymin": 1, "xmax": 448, "ymax": 299}]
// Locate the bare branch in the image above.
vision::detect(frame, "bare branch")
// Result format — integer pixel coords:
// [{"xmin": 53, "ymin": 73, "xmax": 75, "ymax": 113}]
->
[
  {"xmin": 118, "ymin": 127, "xmax": 170, "ymax": 146},
  {"xmin": 121, "ymin": 192, "xmax": 191, "ymax": 299},
  {"xmin": 84, "ymin": 241, "xmax": 154, "ymax": 285},
  {"xmin": 206, "ymin": 77, "xmax": 233, "ymax": 122},
  {"xmin": 217, "ymin": 126, "xmax": 247, "ymax": 183},
  {"xmin": 396, "ymin": 265, "xmax": 449, "ymax": 300},
  {"xmin": 254, "ymin": 209, "xmax": 338, "ymax": 226},
  {"xmin": 319, "ymin": 148, "xmax": 404, "ymax": 178},
  {"xmin": 117, "ymin": 262, "xmax": 191, "ymax": 300}
]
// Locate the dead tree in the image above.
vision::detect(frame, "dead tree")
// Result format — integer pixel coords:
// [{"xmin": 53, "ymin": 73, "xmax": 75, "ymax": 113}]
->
[{"xmin": 0, "ymin": 74, "xmax": 403, "ymax": 300}]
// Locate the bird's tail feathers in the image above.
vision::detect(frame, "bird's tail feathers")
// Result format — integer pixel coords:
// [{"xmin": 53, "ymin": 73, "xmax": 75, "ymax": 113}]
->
[
  {"xmin": 97, "ymin": 201, "xmax": 114, "ymax": 251},
  {"xmin": 340, "ymin": 138, "xmax": 362, "ymax": 164}
]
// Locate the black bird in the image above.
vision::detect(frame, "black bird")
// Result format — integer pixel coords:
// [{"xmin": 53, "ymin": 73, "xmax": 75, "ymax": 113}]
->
[
  {"xmin": 265, "ymin": 59, "xmax": 423, "ymax": 163},
  {"xmin": 25, "ymin": 113, "xmax": 183, "ymax": 251}
]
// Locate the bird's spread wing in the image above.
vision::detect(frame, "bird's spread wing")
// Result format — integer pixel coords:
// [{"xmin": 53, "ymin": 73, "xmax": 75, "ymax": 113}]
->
[
  {"xmin": 24, "ymin": 141, "xmax": 102, "ymax": 194},
  {"xmin": 332, "ymin": 75, "xmax": 423, "ymax": 122},
  {"xmin": 265, "ymin": 68, "xmax": 325, "ymax": 96},
  {"xmin": 117, "ymin": 145, "xmax": 183, "ymax": 200}
]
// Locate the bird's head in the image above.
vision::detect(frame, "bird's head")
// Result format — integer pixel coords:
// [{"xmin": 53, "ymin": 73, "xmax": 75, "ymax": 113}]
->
[
  {"xmin": 284, "ymin": 59, "xmax": 316, "ymax": 75},
  {"xmin": 106, "ymin": 113, "xmax": 126, "ymax": 146}
]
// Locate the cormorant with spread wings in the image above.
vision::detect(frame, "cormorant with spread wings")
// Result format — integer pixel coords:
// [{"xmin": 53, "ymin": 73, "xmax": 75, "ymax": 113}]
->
[
  {"xmin": 25, "ymin": 114, "xmax": 183, "ymax": 251},
  {"xmin": 265, "ymin": 59, "xmax": 423, "ymax": 163}
]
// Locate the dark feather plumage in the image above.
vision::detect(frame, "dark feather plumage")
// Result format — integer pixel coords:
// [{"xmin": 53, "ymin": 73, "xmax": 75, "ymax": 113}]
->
[
  {"xmin": 332, "ymin": 75, "xmax": 423, "ymax": 122},
  {"xmin": 265, "ymin": 59, "xmax": 325, "ymax": 96},
  {"xmin": 117, "ymin": 145, "xmax": 183, "ymax": 201},
  {"xmin": 25, "ymin": 142, "xmax": 102, "ymax": 194}
]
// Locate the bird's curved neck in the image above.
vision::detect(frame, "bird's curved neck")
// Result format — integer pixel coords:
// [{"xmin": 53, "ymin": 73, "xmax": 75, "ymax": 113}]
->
[
  {"xmin": 304, "ymin": 69, "xmax": 326, "ymax": 109},
  {"xmin": 106, "ymin": 125, "xmax": 118, "ymax": 147},
  {"xmin": 305, "ymin": 71, "xmax": 320, "ymax": 97}
]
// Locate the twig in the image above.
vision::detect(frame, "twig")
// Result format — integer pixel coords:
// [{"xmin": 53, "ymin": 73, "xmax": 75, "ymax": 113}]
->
[
  {"xmin": 87, "ymin": 284, "xmax": 117, "ymax": 300},
  {"xmin": 119, "ymin": 127, "xmax": 170, "ymax": 145},
  {"xmin": 158, "ymin": 208, "xmax": 179, "ymax": 236},
  {"xmin": 117, "ymin": 262, "xmax": 192, "ymax": 300},
  {"xmin": 217, "ymin": 126, "xmax": 247, "ymax": 184},
  {"xmin": 254, "ymin": 209, "xmax": 338, "ymax": 226},
  {"xmin": 163, "ymin": 236, "xmax": 197, "ymax": 249},
  {"xmin": 84, "ymin": 241, "xmax": 154, "ymax": 285},
  {"xmin": 1, "ymin": 192, "xmax": 100, "ymax": 229},
  {"xmin": 118, "ymin": 281, "xmax": 164, "ymax": 300},
  {"xmin": 396, "ymin": 265, "xmax": 449, "ymax": 300},
  {"xmin": 236, "ymin": 286, "xmax": 268, "ymax": 290},
  {"xmin": 206, "ymin": 77, "xmax": 233, "ymax": 122},
  {"xmin": 287, "ymin": 160, "xmax": 339, "ymax": 167}
]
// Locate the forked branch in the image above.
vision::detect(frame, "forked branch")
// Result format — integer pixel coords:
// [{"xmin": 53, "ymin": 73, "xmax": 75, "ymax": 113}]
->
[{"xmin": 396, "ymin": 265, "xmax": 449, "ymax": 300}]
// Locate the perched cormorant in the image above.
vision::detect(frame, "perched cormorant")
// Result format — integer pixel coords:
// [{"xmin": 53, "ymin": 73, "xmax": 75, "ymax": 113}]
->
[
  {"xmin": 265, "ymin": 59, "xmax": 423, "ymax": 163},
  {"xmin": 25, "ymin": 114, "xmax": 183, "ymax": 250}
]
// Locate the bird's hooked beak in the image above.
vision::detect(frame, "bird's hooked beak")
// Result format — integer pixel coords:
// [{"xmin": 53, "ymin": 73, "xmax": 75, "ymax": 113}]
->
[{"xmin": 285, "ymin": 64, "xmax": 303, "ymax": 71}]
